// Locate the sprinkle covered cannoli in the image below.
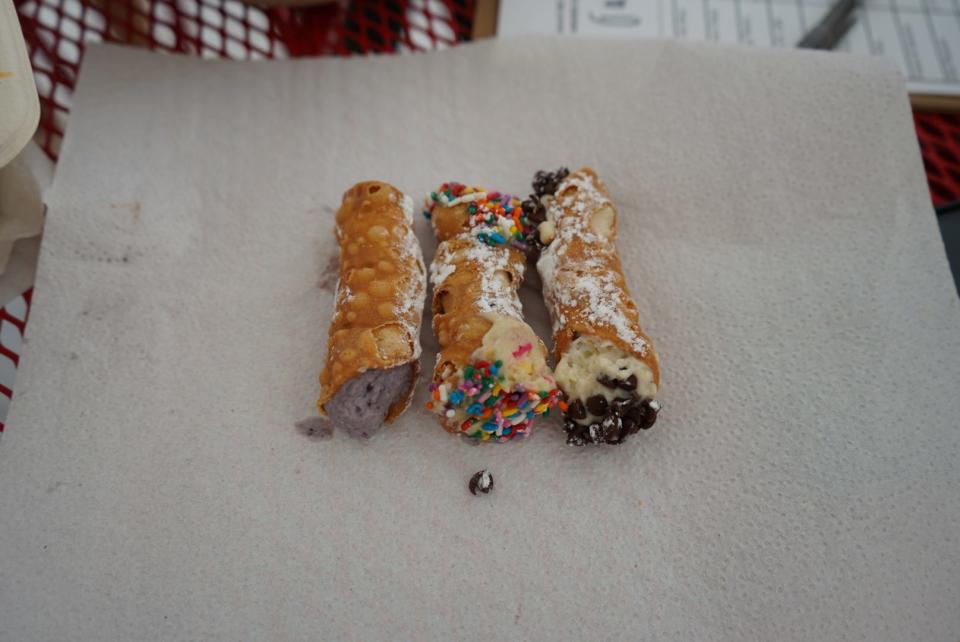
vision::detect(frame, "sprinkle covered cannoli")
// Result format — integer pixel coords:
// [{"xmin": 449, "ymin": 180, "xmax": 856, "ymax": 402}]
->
[
  {"xmin": 317, "ymin": 181, "xmax": 426, "ymax": 438},
  {"xmin": 424, "ymin": 184, "xmax": 562, "ymax": 441}
]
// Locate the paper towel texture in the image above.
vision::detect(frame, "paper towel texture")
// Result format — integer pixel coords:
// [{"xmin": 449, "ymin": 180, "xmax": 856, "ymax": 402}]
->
[{"xmin": 1, "ymin": 40, "xmax": 958, "ymax": 641}]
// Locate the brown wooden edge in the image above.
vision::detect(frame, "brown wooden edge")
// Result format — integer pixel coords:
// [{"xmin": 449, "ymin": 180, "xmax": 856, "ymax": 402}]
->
[
  {"xmin": 472, "ymin": 0, "xmax": 499, "ymax": 39},
  {"xmin": 910, "ymin": 94, "xmax": 960, "ymax": 113}
]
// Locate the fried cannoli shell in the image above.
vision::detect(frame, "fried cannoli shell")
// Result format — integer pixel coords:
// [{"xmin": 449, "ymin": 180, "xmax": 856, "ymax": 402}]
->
[
  {"xmin": 539, "ymin": 168, "xmax": 659, "ymax": 381},
  {"xmin": 430, "ymin": 234, "xmax": 528, "ymax": 383},
  {"xmin": 317, "ymin": 181, "xmax": 426, "ymax": 428}
]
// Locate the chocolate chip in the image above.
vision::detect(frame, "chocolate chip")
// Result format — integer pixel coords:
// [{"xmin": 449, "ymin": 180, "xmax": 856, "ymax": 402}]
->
[
  {"xmin": 611, "ymin": 397, "xmax": 632, "ymax": 415},
  {"xmin": 563, "ymin": 420, "xmax": 589, "ymax": 446},
  {"xmin": 587, "ymin": 423, "xmax": 603, "ymax": 443},
  {"xmin": 600, "ymin": 415, "xmax": 621, "ymax": 443},
  {"xmin": 586, "ymin": 394, "xmax": 608, "ymax": 416},
  {"xmin": 618, "ymin": 375, "xmax": 638, "ymax": 391},
  {"xmin": 605, "ymin": 422, "xmax": 626, "ymax": 444},
  {"xmin": 567, "ymin": 399, "xmax": 587, "ymax": 420},
  {"xmin": 627, "ymin": 404, "xmax": 647, "ymax": 425},
  {"xmin": 597, "ymin": 374, "xmax": 620, "ymax": 389},
  {"xmin": 521, "ymin": 196, "xmax": 547, "ymax": 223},
  {"xmin": 521, "ymin": 197, "xmax": 536, "ymax": 215},
  {"xmin": 532, "ymin": 167, "xmax": 570, "ymax": 197},
  {"xmin": 565, "ymin": 396, "xmax": 657, "ymax": 445},
  {"xmin": 626, "ymin": 401, "xmax": 658, "ymax": 430},
  {"xmin": 469, "ymin": 470, "xmax": 494, "ymax": 495},
  {"xmin": 638, "ymin": 401, "xmax": 658, "ymax": 430}
]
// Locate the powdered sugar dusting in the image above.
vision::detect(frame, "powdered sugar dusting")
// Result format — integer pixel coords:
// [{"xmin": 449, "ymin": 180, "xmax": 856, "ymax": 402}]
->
[
  {"xmin": 432, "ymin": 233, "xmax": 523, "ymax": 319},
  {"xmin": 399, "ymin": 193, "xmax": 415, "ymax": 224},
  {"xmin": 537, "ymin": 171, "xmax": 649, "ymax": 355},
  {"xmin": 336, "ymin": 281, "xmax": 353, "ymax": 306},
  {"xmin": 395, "ymin": 214, "xmax": 426, "ymax": 357},
  {"xmin": 337, "ymin": 190, "xmax": 425, "ymax": 356},
  {"xmin": 566, "ymin": 270, "xmax": 647, "ymax": 354},
  {"xmin": 429, "ymin": 260, "xmax": 456, "ymax": 288},
  {"xmin": 545, "ymin": 173, "xmax": 612, "ymax": 246}
]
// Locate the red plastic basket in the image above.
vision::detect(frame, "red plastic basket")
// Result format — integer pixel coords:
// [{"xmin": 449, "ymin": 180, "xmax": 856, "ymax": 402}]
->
[
  {"xmin": 914, "ymin": 113, "xmax": 960, "ymax": 207},
  {"xmin": 15, "ymin": 0, "xmax": 474, "ymax": 159}
]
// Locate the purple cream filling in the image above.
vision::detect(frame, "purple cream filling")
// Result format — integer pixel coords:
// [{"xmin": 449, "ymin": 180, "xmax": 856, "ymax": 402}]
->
[{"xmin": 326, "ymin": 365, "xmax": 412, "ymax": 439}]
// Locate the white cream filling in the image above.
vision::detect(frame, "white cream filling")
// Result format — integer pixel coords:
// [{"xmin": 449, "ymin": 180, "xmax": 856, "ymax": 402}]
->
[
  {"xmin": 555, "ymin": 335, "xmax": 656, "ymax": 421},
  {"xmin": 538, "ymin": 220, "xmax": 556, "ymax": 244},
  {"xmin": 435, "ymin": 315, "xmax": 556, "ymax": 428},
  {"xmin": 475, "ymin": 314, "xmax": 555, "ymax": 392}
]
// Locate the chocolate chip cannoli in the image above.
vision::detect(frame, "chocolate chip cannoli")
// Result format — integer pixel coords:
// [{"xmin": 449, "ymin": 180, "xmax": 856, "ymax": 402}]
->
[{"xmin": 530, "ymin": 168, "xmax": 661, "ymax": 445}]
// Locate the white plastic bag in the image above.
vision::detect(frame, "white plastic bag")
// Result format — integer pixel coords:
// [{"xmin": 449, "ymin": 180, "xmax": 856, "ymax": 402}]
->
[{"xmin": 0, "ymin": 0, "xmax": 39, "ymax": 169}]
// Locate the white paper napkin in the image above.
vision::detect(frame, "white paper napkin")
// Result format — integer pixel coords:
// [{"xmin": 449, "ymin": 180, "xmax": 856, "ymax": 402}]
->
[{"xmin": 1, "ymin": 39, "xmax": 958, "ymax": 641}]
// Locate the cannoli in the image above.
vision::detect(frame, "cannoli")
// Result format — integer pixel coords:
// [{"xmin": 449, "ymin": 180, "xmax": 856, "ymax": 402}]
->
[
  {"xmin": 317, "ymin": 181, "xmax": 426, "ymax": 438},
  {"xmin": 530, "ymin": 168, "xmax": 661, "ymax": 445},
  {"xmin": 424, "ymin": 183, "xmax": 562, "ymax": 441}
]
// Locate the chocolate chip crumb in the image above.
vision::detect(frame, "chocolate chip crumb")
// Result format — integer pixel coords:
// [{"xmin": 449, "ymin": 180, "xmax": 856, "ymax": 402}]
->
[
  {"xmin": 588, "ymin": 423, "xmax": 603, "ymax": 442},
  {"xmin": 469, "ymin": 470, "xmax": 494, "ymax": 496},
  {"xmin": 611, "ymin": 397, "xmax": 632, "ymax": 415},
  {"xmin": 638, "ymin": 402, "xmax": 659, "ymax": 429},
  {"xmin": 567, "ymin": 399, "xmax": 587, "ymax": 420},
  {"xmin": 518, "ymin": 194, "xmax": 549, "ymax": 261},
  {"xmin": 602, "ymin": 415, "xmax": 625, "ymax": 444},
  {"xmin": 521, "ymin": 243, "xmax": 542, "ymax": 262},
  {"xmin": 618, "ymin": 375, "xmax": 638, "ymax": 391},
  {"xmin": 597, "ymin": 374, "xmax": 620, "ymax": 389},
  {"xmin": 521, "ymin": 195, "xmax": 547, "ymax": 223},
  {"xmin": 532, "ymin": 167, "xmax": 570, "ymax": 197}
]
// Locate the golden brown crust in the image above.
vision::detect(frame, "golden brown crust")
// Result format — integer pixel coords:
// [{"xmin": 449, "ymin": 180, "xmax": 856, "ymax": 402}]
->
[
  {"xmin": 540, "ymin": 168, "xmax": 660, "ymax": 387},
  {"xmin": 428, "ymin": 199, "xmax": 531, "ymax": 433},
  {"xmin": 430, "ymin": 235, "xmax": 526, "ymax": 383},
  {"xmin": 430, "ymin": 201, "xmax": 472, "ymax": 243},
  {"xmin": 317, "ymin": 181, "xmax": 425, "ymax": 421}
]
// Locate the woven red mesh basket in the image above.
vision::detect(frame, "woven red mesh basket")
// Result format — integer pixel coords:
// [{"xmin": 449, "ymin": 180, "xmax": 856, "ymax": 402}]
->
[
  {"xmin": 914, "ymin": 113, "xmax": 960, "ymax": 207},
  {"xmin": 15, "ymin": 0, "xmax": 473, "ymax": 159},
  {"xmin": 3, "ymin": 0, "xmax": 959, "ymax": 430}
]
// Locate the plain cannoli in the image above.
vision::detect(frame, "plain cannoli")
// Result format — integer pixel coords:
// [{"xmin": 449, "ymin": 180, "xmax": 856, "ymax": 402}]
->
[{"xmin": 317, "ymin": 181, "xmax": 426, "ymax": 438}]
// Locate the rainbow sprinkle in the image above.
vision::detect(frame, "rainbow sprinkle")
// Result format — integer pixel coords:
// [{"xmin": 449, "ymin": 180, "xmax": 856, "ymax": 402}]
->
[
  {"xmin": 512, "ymin": 342, "xmax": 532, "ymax": 358},
  {"xmin": 423, "ymin": 182, "xmax": 537, "ymax": 251},
  {"xmin": 428, "ymin": 358, "xmax": 562, "ymax": 442}
]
